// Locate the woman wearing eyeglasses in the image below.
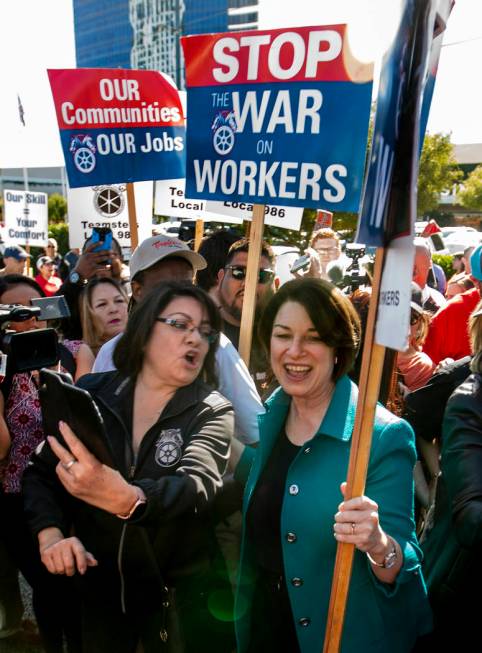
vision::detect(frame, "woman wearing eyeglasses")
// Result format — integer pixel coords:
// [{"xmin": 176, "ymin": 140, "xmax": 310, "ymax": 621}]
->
[{"xmin": 23, "ymin": 282, "xmax": 235, "ymax": 653}]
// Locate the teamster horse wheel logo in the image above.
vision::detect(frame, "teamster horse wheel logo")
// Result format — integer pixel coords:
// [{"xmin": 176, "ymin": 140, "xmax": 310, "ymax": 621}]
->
[
  {"xmin": 70, "ymin": 134, "xmax": 97, "ymax": 173},
  {"xmin": 93, "ymin": 186, "xmax": 125, "ymax": 218},
  {"xmin": 211, "ymin": 110, "xmax": 237, "ymax": 156},
  {"xmin": 154, "ymin": 429, "xmax": 183, "ymax": 467}
]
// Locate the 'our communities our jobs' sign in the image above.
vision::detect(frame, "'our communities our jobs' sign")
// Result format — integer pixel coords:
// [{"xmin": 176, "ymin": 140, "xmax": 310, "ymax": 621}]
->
[
  {"xmin": 181, "ymin": 26, "xmax": 373, "ymax": 210},
  {"xmin": 3, "ymin": 190, "xmax": 48, "ymax": 246},
  {"xmin": 48, "ymin": 69, "xmax": 185, "ymax": 188}
]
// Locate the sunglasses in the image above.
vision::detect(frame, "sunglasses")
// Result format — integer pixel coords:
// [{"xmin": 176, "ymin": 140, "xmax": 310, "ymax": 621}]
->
[{"xmin": 225, "ymin": 265, "xmax": 275, "ymax": 284}]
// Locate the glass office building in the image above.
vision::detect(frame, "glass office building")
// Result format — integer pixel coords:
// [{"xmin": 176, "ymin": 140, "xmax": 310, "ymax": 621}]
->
[
  {"xmin": 73, "ymin": 0, "xmax": 133, "ymax": 68},
  {"xmin": 73, "ymin": 0, "xmax": 258, "ymax": 87}
]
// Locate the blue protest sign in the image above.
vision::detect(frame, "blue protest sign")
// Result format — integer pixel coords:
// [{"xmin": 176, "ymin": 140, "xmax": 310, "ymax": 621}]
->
[
  {"xmin": 49, "ymin": 69, "xmax": 186, "ymax": 188},
  {"xmin": 181, "ymin": 26, "xmax": 373, "ymax": 211}
]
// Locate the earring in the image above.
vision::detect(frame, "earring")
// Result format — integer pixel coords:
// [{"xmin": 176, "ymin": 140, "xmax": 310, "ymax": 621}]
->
[{"xmin": 334, "ymin": 355, "xmax": 338, "ymax": 365}]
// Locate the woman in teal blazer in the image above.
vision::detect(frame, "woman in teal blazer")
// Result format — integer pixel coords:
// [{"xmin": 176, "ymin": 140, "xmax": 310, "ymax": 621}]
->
[{"xmin": 235, "ymin": 279, "xmax": 432, "ymax": 653}]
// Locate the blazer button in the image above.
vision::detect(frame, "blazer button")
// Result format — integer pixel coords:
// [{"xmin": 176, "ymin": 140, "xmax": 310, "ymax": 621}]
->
[
  {"xmin": 298, "ymin": 617, "xmax": 311, "ymax": 627},
  {"xmin": 289, "ymin": 484, "xmax": 299, "ymax": 495},
  {"xmin": 286, "ymin": 532, "xmax": 297, "ymax": 543},
  {"xmin": 304, "ymin": 447, "xmax": 311, "ymax": 454},
  {"xmin": 291, "ymin": 577, "xmax": 303, "ymax": 587}
]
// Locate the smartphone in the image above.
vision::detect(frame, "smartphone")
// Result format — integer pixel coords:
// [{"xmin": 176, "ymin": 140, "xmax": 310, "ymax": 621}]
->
[
  {"xmin": 290, "ymin": 254, "xmax": 311, "ymax": 274},
  {"xmin": 39, "ymin": 369, "xmax": 115, "ymax": 467},
  {"xmin": 31, "ymin": 295, "xmax": 71, "ymax": 321},
  {"xmin": 91, "ymin": 226, "xmax": 113, "ymax": 253}
]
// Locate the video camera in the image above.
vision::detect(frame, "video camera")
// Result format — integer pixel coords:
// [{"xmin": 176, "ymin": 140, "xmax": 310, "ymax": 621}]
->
[
  {"xmin": 0, "ymin": 296, "xmax": 70, "ymax": 377},
  {"xmin": 342, "ymin": 244, "xmax": 369, "ymax": 293}
]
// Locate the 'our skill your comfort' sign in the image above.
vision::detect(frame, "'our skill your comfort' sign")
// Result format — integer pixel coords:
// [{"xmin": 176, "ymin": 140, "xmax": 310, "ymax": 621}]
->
[
  {"xmin": 181, "ymin": 26, "xmax": 373, "ymax": 210},
  {"xmin": 48, "ymin": 69, "xmax": 186, "ymax": 188}
]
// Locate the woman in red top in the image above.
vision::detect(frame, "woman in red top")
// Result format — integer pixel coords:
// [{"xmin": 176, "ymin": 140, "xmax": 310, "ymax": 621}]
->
[{"xmin": 34, "ymin": 256, "xmax": 62, "ymax": 297}]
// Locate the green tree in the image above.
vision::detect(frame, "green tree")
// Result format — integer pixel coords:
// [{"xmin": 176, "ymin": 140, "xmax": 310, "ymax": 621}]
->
[
  {"xmin": 457, "ymin": 165, "xmax": 482, "ymax": 210},
  {"xmin": 417, "ymin": 132, "xmax": 462, "ymax": 216},
  {"xmin": 48, "ymin": 193, "xmax": 68, "ymax": 224}
]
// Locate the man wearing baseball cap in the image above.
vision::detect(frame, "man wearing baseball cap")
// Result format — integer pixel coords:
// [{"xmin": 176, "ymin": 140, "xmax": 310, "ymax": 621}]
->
[
  {"xmin": 94, "ymin": 234, "xmax": 263, "ymax": 446},
  {"xmin": 423, "ymin": 243, "xmax": 482, "ymax": 364},
  {"xmin": 128, "ymin": 235, "xmax": 206, "ymax": 301},
  {"xmin": 34, "ymin": 256, "xmax": 62, "ymax": 297},
  {"xmin": 0, "ymin": 245, "xmax": 30, "ymax": 276}
]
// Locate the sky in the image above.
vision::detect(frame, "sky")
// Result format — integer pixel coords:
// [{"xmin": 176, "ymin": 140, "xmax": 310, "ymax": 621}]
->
[
  {"xmin": 259, "ymin": 0, "xmax": 482, "ymax": 143},
  {"xmin": 0, "ymin": 0, "xmax": 480, "ymax": 169}
]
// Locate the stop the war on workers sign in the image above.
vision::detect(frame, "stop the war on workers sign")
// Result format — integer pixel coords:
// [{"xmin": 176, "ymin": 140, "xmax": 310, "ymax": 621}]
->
[
  {"xmin": 181, "ymin": 26, "xmax": 373, "ymax": 211},
  {"xmin": 48, "ymin": 69, "xmax": 185, "ymax": 188}
]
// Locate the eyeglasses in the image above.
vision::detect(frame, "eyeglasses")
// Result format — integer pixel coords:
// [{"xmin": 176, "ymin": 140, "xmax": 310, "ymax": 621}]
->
[
  {"xmin": 314, "ymin": 246, "xmax": 339, "ymax": 254},
  {"xmin": 225, "ymin": 265, "xmax": 275, "ymax": 284},
  {"xmin": 156, "ymin": 317, "xmax": 218, "ymax": 344}
]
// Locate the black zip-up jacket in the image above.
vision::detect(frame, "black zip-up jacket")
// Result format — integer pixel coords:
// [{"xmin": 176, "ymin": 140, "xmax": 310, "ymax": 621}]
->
[
  {"xmin": 23, "ymin": 372, "xmax": 234, "ymax": 612},
  {"xmin": 421, "ymin": 368, "xmax": 482, "ymax": 645}
]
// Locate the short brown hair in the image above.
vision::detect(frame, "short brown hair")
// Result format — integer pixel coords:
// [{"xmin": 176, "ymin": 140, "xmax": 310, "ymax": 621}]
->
[
  {"xmin": 225, "ymin": 237, "xmax": 275, "ymax": 267},
  {"xmin": 113, "ymin": 281, "xmax": 220, "ymax": 386},
  {"xmin": 258, "ymin": 278, "xmax": 360, "ymax": 381}
]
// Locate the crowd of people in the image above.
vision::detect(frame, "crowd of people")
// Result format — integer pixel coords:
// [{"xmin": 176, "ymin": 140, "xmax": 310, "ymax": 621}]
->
[{"xmin": 0, "ymin": 226, "xmax": 480, "ymax": 653}]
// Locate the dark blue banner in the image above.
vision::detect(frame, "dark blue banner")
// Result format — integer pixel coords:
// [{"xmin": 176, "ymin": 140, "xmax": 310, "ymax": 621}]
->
[
  {"xmin": 356, "ymin": 0, "xmax": 453, "ymax": 246},
  {"xmin": 185, "ymin": 81, "xmax": 371, "ymax": 211},
  {"xmin": 61, "ymin": 127, "xmax": 186, "ymax": 188}
]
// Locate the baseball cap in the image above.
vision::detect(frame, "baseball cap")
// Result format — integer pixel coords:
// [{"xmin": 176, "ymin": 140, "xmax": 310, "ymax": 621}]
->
[
  {"xmin": 470, "ymin": 244, "xmax": 482, "ymax": 281},
  {"xmin": 3, "ymin": 245, "xmax": 30, "ymax": 261},
  {"xmin": 129, "ymin": 235, "xmax": 207, "ymax": 280},
  {"xmin": 36, "ymin": 256, "xmax": 54, "ymax": 270}
]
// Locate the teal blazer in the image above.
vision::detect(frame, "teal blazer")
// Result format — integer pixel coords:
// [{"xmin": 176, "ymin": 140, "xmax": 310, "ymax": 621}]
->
[{"xmin": 235, "ymin": 376, "xmax": 432, "ymax": 653}]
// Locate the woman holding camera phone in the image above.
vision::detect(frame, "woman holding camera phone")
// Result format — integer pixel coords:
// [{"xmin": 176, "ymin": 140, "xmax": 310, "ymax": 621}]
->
[
  {"xmin": 24, "ymin": 282, "xmax": 235, "ymax": 653},
  {"xmin": 0, "ymin": 274, "xmax": 81, "ymax": 652}
]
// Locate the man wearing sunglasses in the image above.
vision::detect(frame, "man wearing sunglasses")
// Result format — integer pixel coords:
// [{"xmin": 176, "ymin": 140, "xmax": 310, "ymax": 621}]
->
[{"xmin": 215, "ymin": 238, "xmax": 277, "ymax": 393}]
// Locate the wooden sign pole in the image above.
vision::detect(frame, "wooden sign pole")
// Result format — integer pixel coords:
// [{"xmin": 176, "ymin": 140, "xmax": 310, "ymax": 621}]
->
[
  {"xmin": 194, "ymin": 219, "xmax": 204, "ymax": 252},
  {"xmin": 322, "ymin": 246, "xmax": 386, "ymax": 653},
  {"xmin": 238, "ymin": 204, "xmax": 265, "ymax": 366},
  {"xmin": 125, "ymin": 182, "xmax": 139, "ymax": 251}
]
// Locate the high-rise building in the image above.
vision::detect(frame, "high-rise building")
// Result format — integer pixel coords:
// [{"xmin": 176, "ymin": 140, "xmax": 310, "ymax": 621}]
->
[
  {"xmin": 73, "ymin": 0, "xmax": 133, "ymax": 69},
  {"xmin": 73, "ymin": 0, "xmax": 258, "ymax": 88}
]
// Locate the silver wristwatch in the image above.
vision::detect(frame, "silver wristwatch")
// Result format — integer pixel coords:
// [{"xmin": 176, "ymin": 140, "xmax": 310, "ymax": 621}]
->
[
  {"xmin": 69, "ymin": 270, "xmax": 82, "ymax": 284},
  {"xmin": 366, "ymin": 541, "xmax": 397, "ymax": 569}
]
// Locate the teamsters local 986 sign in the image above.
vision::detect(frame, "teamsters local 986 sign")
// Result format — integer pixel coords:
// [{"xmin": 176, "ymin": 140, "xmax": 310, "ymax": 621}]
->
[
  {"xmin": 181, "ymin": 26, "xmax": 373, "ymax": 211},
  {"xmin": 48, "ymin": 69, "xmax": 185, "ymax": 188}
]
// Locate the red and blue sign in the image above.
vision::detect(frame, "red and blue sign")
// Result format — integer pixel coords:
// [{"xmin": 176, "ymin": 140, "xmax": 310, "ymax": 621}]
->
[
  {"xmin": 48, "ymin": 69, "xmax": 185, "ymax": 188},
  {"xmin": 181, "ymin": 26, "xmax": 373, "ymax": 210}
]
